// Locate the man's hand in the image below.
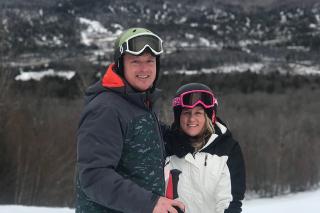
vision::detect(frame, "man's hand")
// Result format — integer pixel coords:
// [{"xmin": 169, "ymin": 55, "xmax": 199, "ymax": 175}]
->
[{"xmin": 153, "ymin": 196, "xmax": 185, "ymax": 213}]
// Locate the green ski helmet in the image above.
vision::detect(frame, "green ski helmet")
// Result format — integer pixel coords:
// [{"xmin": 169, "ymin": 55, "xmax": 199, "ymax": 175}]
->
[{"xmin": 113, "ymin": 28, "xmax": 164, "ymax": 90}]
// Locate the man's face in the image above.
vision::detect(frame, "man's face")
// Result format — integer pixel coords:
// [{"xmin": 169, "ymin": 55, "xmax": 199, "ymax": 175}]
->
[{"xmin": 123, "ymin": 52, "xmax": 157, "ymax": 92}]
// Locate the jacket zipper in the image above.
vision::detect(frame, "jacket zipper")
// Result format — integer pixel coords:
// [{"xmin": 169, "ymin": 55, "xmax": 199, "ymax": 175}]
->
[
  {"xmin": 204, "ymin": 154, "xmax": 208, "ymax": 166},
  {"xmin": 152, "ymin": 112, "xmax": 166, "ymax": 166},
  {"xmin": 193, "ymin": 152, "xmax": 208, "ymax": 166}
]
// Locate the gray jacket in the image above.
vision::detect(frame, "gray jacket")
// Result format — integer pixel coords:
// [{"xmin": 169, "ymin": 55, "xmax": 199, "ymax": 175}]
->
[{"xmin": 76, "ymin": 64, "xmax": 165, "ymax": 213}]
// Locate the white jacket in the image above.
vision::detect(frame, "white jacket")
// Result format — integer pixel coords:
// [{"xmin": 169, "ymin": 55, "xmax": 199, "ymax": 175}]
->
[{"xmin": 165, "ymin": 122, "xmax": 232, "ymax": 213}]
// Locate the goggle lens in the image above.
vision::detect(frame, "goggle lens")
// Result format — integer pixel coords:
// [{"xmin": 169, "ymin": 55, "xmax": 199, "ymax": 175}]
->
[
  {"xmin": 182, "ymin": 92, "xmax": 214, "ymax": 107},
  {"xmin": 172, "ymin": 90, "xmax": 217, "ymax": 108}
]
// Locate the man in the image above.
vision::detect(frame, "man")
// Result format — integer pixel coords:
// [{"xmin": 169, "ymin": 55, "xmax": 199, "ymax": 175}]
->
[{"xmin": 76, "ymin": 28, "xmax": 185, "ymax": 213}]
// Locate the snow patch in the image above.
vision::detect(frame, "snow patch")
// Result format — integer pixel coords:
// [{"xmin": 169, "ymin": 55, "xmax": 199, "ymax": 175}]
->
[
  {"xmin": 289, "ymin": 63, "xmax": 320, "ymax": 75},
  {"xmin": 79, "ymin": 17, "xmax": 122, "ymax": 49},
  {"xmin": 79, "ymin": 18, "xmax": 108, "ymax": 34},
  {"xmin": 286, "ymin": 46, "xmax": 310, "ymax": 51},
  {"xmin": 243, "ymin": 188, "xmax": 320, "ymax": 213},
  {"xmin": 15, "ymin": 69, "xmax": 76, "ymax": 81},
  {"xmin": 199, "ymin": 37, "xmax": 210, "ymax": 46},
  {"xmin": 0, "ymin": 206, "xmax": 73, "ymax": 213},
  {"xmin": 163, "ymin": 63, "xmax": 320, "ymax": 76},
  {"xmin": 245, "ymin": 17, "xmax": 251, "ymax": 27},
  {"xmin": 309, "ymin": 23, "xmax": 318, "ymax": 29},
  {"xmin": 190, "ymin": 23, "xmax": 198, "ymax": 27},
  {"xmin": 316, "ymin": 14, "xmax": 320, "ymax": 23},
  {"xmin": 211, "ymin": 24, "xmax": 218, "ymax": 31},
  {"xmin": 176, "ymin": 17, "xmax": 187, "ymax": 24},
  {"xmin": 202, "ymin": 63, "xmax": 264, "ymax": 74},
  {"xmin": 280, "ymin": 11, "xmax": 287, "ymax": 24},
  {"xmin": 185, "ymin": 33, "xmax": 195, "ymax": 39}
]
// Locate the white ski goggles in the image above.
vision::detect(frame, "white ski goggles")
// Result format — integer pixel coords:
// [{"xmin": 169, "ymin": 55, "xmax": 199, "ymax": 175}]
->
[{"xmin": 120, "ymin": 33, "xmax": 163, "ymax": 56}]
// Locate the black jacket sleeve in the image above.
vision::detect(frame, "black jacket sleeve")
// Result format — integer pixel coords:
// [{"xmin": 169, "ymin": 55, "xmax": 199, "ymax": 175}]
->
[
  {"xmin": 225, "ymin": 143, "xmax": 246, "ymax": 213},
  {"xmin": 77, "ymin": 106, "xmax": 159, "ymax": 213},
  {"xmin": 159, "ymin": 122, "xmax": 172, "ymax": 156}
]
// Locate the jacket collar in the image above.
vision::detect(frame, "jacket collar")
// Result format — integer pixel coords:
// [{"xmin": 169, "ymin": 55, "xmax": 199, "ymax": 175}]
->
[
  {"xmin": 165, "ymin": 118, "xmax": 231, "ymax": 158},
  {"xmin": 101, "ymin": 63, "xmax": 125, "ymax": 89},
  {"xmin": 197, "ymin": 121, "xmax": 227, "ymax": 152}
]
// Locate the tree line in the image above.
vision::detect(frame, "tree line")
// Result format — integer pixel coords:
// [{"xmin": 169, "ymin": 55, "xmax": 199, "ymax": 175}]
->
[{"xmin": 0, "ymin": 70, "xmax": 320, "ymax": 206}]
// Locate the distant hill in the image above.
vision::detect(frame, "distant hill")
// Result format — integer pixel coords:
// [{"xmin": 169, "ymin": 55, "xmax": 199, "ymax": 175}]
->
[{"xmin": 1, "ymin": 0, "xmax": 320, "ymax": 75}]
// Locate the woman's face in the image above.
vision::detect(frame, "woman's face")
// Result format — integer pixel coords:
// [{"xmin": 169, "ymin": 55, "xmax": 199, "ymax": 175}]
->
[{"xmin": 180, "ymin": 106, "xmax": 206, "ymax": 137}]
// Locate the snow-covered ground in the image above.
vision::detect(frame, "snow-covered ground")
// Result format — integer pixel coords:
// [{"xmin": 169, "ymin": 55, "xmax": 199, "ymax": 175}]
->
[
  {"xmin": 0, "ymin": 206, "xmax": 73, "ymax": 213},
  {"xmin": 1, "ymin": 188, "xmax": 319, "ymax": 212},
  {"xmin": 243, "ymin": 188, "xmax": 320, "ymax": 212}
]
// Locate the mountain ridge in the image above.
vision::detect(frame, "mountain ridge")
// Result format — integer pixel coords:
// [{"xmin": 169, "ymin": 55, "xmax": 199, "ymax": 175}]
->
[{"xmin": 1, "ymin": 0, "xmax": 320, "ymax": 75}]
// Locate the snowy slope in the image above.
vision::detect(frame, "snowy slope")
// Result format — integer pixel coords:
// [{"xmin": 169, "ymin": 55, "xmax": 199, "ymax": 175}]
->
[
  {"xmin": 0, "ymin": 206, "xmax": 73, "ymax": 213},
  {"xmin": 243, "ymin": 189, "xmax": 320, "ymax": 212},
  {"xmin": 1, "ymin": 188, "xmax": 319, "ymax": 212}
]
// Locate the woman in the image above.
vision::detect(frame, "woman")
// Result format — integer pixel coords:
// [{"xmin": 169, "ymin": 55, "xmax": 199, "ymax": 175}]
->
[{"xmin": 164, "ymin": 83, "xmax": 245, "ymax": 213}]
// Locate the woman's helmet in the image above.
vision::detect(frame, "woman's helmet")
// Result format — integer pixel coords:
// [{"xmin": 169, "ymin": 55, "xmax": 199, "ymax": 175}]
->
[
  {"xmin": 113, "ymin": 28, "xmax": 163, "ymax": 90},
  {"xmin": 172, "ymin": 83, "xmax": 218, "ymax": 127}
]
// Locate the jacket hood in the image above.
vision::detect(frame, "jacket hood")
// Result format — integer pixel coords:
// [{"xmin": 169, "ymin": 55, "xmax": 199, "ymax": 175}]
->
[
  {"xmin": 84, "ymin": 63, "xmax": 161, "ymax": 109},
  {"xmin": 165, "ymin": 117, "xmax": 234, "ymax": 158}
]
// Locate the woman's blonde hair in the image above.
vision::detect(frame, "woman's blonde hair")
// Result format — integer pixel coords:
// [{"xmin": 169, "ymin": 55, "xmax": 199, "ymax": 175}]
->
[{"xmin": 203, "ymin": 113, "xmax": 214, "ymax": 138}]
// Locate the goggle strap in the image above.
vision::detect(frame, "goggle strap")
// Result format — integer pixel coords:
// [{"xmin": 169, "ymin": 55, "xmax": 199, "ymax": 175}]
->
[{"xmin": 125, "ymin": 45, "xmax": 163, "ymax": 56}]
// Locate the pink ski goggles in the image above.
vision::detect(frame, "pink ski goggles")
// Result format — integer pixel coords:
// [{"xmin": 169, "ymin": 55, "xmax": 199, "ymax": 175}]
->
[{"xmin": 172, "ymin": 90, "xmax": 218, "ymax": 109}]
